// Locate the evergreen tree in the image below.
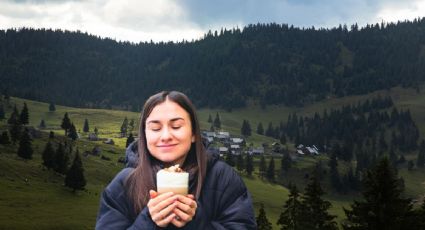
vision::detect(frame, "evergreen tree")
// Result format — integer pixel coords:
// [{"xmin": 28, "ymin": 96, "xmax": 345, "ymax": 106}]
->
[
  {"xmin": 83, "ymin": 118, "xmax": 90, "ymax": 133},
  {"xmin": 257, "ymin": 122, "xmax": 264, "ymax": 135},
  {"xmin": 241, "ymin": 120, "xmax": 252, "ymax": 137},
  {"xmin": 129, "ymin": 119, "xmax": 135, "ymax": 132},
  {"xmin": 54, "ymin": 142, "xmax": 69, "ymax": 174},
  {"xmin": 417, "ymin": 140, "xmax": 425, "ymax": 168},
  {"xmin": 9, "ymin": 118, "xmax": 22, "ymax": 144},
  {"xmin": 68, "ymin": 123, "xmax": 78, "ymax": 140},
  {"xmin": 19, "ymin": 102, "xmax": 29, "ymax": 125},
  {"xmin": 277, "ymin": 184, "xmax": 303, "ymax": 230},
  {"xmin": 245, "ymin": 153, "xmax": 254, "ymax": 176},
  {"xmin": 49, "ymin": 102, "xmax": 56, "ymax": 112},
  {"xmin": 61, "ymin": 112, "xmax": 72, "ymax": 136},
  {"xmin": 0, "ymin": 131, "xmax": 10, "ymax": 145},
  {"xmin": 300, "ymin": 176, "xmax": 338, "ymax": 230},
  {"xmin": 280, "ymin": 134, "xmax": 287, "ymax": 145},
  {"xmin": 256, "ymin": 203, "xmax": 273, "ymax": 230},
  {"xmin": 281, "ymin": 151, "xmax": 292, "ymax": 173},
  {"xmin": 39, "ymin": 119, "xmax": 46, "ymax": 129},
  {"xmin": 65, "ymin": 150, "xmax": 86, "ymax": 192},
  {"xmin": 94, "ymin": 127, "xmax": 99, "ymax": 135},
  {"xmin": 329, "ymin": 153, "xmax": 342, "ymax": 192},
  {"xmin": 236, "ymin": 154, "xmax": 244, "ymax": 172},
  {"xmin": 266, "ymin": 122, "xmax": 274, "ymax": 137},
  {"xmin": 0, "ymin": 104, "xmax": 5, "ymax": 120},
  {"xmin": 343, "ymin": 158, "xmax": 413, "ymax": 230},
  {"xmin": 213, "ymin": 112, "xmax": 221, "ymax": 129},
  {"xmin": 42, "ymin": 141, "xmax": 56, "ymax": 169},
  {"xmin": 266, "ymin": 157, "xmax": 275, "ymax": 182},
  {"xmin": 208, "ymin": 114, "xmax": 212, "ymax": 123},
  {"xmin": 126, "ymin": 133, "xmax": 135, "ymax": 147},
  {"xmin": 49, "ymin": 131, "xmax": 55, "ymax": 139},
  {"xmin": 7, "ymin": 105, "xmax": 19, "ymax": 125},
  {"xmin": 259, "ymin": 155, "xmax": 267, "ymax": 179},
  {"xmin": 407, "ymin": 160, "xmax": 414, "ymax": 171},
  {"xmin": 17, "ymin": 128, "xmax": 33, "ymax": 159},
  {"xmin": 225, "ymin": 153, "xmax": 235, "ymax": 167},
  {"xmin": 120, "ymin": 117, "xmax": 128, "ymax": 136}
]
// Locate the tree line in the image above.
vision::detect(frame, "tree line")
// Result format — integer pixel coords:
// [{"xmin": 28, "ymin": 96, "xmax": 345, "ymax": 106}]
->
[{"xmin": 1, "ymin": 18, "xmax": 425, "ymax": 110}]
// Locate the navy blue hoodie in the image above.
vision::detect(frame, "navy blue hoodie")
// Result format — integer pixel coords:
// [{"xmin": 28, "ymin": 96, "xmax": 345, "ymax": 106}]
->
[{"xmin": 96, "ymin": 149, "xmax": 257, "ymax": 229}]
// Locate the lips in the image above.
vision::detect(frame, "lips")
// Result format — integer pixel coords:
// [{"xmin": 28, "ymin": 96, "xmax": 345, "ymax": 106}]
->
[{"xmin": 157, "ymin": 144, "xmax": 178, "ymax": 151}]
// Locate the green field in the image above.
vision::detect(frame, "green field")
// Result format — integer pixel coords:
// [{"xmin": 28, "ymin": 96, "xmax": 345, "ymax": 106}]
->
[{"xmin": 1, "ymin": 84, "xmax": 425, "ymax": 229}]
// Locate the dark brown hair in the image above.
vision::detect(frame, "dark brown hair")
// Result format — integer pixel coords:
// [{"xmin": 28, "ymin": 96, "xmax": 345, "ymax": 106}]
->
[{"xmin": 126, "ymin": 91, "xmax": 207, "ymax": 213}]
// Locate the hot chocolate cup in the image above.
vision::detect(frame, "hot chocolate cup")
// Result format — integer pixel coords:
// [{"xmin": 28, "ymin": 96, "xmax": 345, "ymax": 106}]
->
[{"xmin": 157, "ymin": 170, "xmax": 189, "ymax": 195}]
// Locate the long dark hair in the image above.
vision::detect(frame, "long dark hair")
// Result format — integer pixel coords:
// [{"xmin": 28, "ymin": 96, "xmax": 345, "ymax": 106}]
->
[{"xmin": 126, "ymin": 91, "xmax": 207, "ymax": 213}]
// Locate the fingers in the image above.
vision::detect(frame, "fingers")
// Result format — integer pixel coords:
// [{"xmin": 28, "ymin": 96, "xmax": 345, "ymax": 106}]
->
[
  {"xmin": 148, "ymin": 192, "xmax": 174, "ymax": 208},
  {"xmin": 152, "ymin": 202, "xmax": 178, "ymax": 227},
  {"xmin": 149, "ymin": 190, "xmax": 158, "ymax": 199}
]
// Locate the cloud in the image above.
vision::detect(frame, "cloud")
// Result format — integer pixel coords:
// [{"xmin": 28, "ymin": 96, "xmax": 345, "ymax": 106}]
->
[{"xmin": 0, "ymin": 0, "xmax": 424, "ymax": 42}]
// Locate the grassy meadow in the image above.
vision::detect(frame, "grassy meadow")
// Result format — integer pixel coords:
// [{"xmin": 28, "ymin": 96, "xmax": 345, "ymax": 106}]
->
[{"xmin": 1, "ymin": 84, "xmax": 425, "ymax": 229}]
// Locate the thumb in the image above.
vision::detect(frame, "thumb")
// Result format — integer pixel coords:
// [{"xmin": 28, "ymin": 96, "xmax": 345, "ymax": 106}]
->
[{"xmin": 149, "ymin": 190, "xmax": 158, "ymax": 199}]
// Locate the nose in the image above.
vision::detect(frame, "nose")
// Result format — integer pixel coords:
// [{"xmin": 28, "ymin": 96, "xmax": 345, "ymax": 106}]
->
[{"xmin": 160, "ymin": 127, "xmax": 172, "ymax": 142}]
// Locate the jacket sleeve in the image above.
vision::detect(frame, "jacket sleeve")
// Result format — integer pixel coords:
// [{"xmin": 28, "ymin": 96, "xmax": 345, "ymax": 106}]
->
[
  {"xmin": 185, "ymin": 163, "xmax": 257, "ymax": 230},
  {"xmin": 95, "ymin": 169, "xmax": 158, "ymax": 230}
]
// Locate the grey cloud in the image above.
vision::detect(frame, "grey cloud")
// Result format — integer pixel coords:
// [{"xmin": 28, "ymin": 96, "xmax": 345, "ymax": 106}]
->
[{"xmin": 179, "ymin": 0, "xmax": 421, "ymax": 29}]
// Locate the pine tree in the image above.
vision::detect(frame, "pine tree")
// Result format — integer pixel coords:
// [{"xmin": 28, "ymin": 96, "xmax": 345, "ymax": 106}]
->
[
  {"xmin": 281, "ymin": 151, "xmax": 292, "ymax": 172},
  {"xmin": 300, "ymin": 176, "xmax": 338, "ymax": 230},
  {"xmin": 94, "ymin": 127, "xmax": 99, "ymax": 135},
  {"xmin": 129, "ymin": 119, "xmax": 135, "ymax": 132},
  {"xmin": 17, "ymin": 128, "xmax": 33, "ymax": 159},
  {"xmin": 49, "ymin": 131, "xmax": 55, "ymax": 139},
  {"xmin": 266, "ymin": 157, "xmax": 275, "ymax": 182},
  {"xmin": 83, "ymin": 118, "xmax": 89, "ymax": 133},
  {"xmin": 42, "ymin": 141, "xmax": 56, "ymax": 169},
  {"xmin": 266, "ymin": 122, "xmax": 274, "ymax": 137},
  {"xmin": 7, "ymin": 105, "xmax": 19, "ymax": 125},
  {"xmin": 236, "ymin": 154, "xmax": 244, "ymax": 172},
  {"xmin": 256, "ymin": 203, "xmax": 272, "ymax": 230},
  {"xmin": 126, "ymin": 133, "xmax": 135, "ymax": 147},
  {"xmin": 417, "ymin": 140, "xmax": 425, "ymax": 168},
  {"xmin": 257, "ymin": 122, "xmax": 264, "ymax": 135},
  {"xmin": 49, "ymin": 102, "xmax": 56, "ymax": 112},
  {"xmin": 343, "ymin": 158, "xmax": 413, "ymax": 230},
  {"xmin": 65, "ymin": 150, "xmax": 86, "ymax": 192},
  {"xmin": 0, "ymin": 131, "xmax": 11, "ymax": 145},
  {"xmin": 0, "ymin": 104, "xmax": 5, "ymax": 120},
  {"xmin": 213, "ymin": 112, "xmax": 221, "ymax": 129},
  {"xmin": 61, "ymin": 112, "xmax": 72, "ymax": 136},
  {"xmin": 329, "ymin": 153, "xmax": 342, "ymax": 192},
  {"xmin": 120, "ymin": 117, "xmax": 128, "ymax": 136},
  {"xmin": 39, "ymin": 119, "xmax": 46, "ymax": 129},
  {"xmin": 225, "ymin": 153, "xmax": 235, "ymax": 167},
  {"xmin": 9, "ymin": 118, "xmax": 22, "ymax": 144},
  {"xmin": 208, "ymin": 114, "xmax": 212, "ymax": 123},
  {"xmin": 241, "ymin": 120, "xmax": 252, "ymax": 137},
  {"xmin": 277, "ymin": 184, "xmax": 303, "ymax": 230},
  {"xmin": 245, "ymin": 153, "xmax": 254, "ymax": 176},
  {"xmin": 259, "ymin": 155, "xmax": 267, "ymax": 179},
  {"xmin": 54, "ymin": 142, "xmax": 69, "ymax": 174},
  {"xmin": 68, "ymin": 123, "xmax": 78, "ymax": 140},
  {"xmin": 19, "ymin": 102, "xmax": 29, "ymax": 125}
]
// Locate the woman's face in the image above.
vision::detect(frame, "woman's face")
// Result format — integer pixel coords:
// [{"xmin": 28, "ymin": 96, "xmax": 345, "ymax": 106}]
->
[{"xmin": 145, "ymin": 99, "xmax": 195, "ymax": 167}]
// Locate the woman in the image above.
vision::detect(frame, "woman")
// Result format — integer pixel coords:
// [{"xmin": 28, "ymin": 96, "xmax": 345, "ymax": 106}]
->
[{"xmin": 96, "ymin": 91, "xmax": 256, "ymax": 229}]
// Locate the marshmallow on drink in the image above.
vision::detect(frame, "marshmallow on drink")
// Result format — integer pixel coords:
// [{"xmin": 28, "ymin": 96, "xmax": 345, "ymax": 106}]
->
[{"xmin": 156, "ymin": 164, "xmax": 189, "ymax": 195}]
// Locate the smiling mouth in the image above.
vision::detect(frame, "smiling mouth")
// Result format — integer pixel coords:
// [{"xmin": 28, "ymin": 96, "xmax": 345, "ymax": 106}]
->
[{"xmin": 157, "ymin": 144, "xmax": 178, "ymax": 148}]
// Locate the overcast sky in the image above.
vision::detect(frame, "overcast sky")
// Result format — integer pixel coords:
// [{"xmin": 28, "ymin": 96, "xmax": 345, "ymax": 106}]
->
[{"xmin": 0, "ymin": 0, "xmax": 424, "ymax": 43}]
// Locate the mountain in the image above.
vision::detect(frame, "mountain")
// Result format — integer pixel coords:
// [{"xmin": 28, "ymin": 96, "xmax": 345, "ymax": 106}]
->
[{"xmin": 1, "ymin": 18, "xmax": 425, "ymax": 110}]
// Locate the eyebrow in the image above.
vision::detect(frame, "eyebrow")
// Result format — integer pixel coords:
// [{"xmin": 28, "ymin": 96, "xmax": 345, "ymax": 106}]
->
[{"xmin": 147, "ymin": 117, "xmax": 185, "ymax": 124}]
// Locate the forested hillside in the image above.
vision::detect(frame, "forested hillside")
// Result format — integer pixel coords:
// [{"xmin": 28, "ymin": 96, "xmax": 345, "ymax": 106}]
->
[{"xmin": 1, "ymin": 18, "xmax": 425, "ymax": 110}]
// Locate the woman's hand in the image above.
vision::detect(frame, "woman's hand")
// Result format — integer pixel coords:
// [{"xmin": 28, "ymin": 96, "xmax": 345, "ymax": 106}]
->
[
  {"xmin": 171, "ymin": 194, "xmax": 198, "ymax": 228},
  {"xmin": 147, "ymin": 190, "xmax": 178, "ymax": 227}
]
